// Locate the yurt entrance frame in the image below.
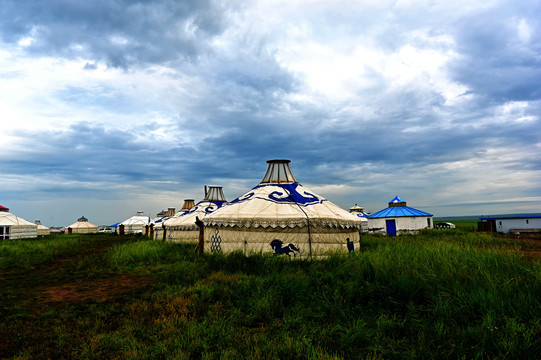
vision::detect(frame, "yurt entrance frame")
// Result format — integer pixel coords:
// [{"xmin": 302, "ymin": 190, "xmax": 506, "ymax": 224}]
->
[
  {"xmin": 386, "ymin": 220, "xmax": 397, "ymax": 236},
  {"xmin": 1, "ymin": 226, "xmax": 10, "ymax": 239}
]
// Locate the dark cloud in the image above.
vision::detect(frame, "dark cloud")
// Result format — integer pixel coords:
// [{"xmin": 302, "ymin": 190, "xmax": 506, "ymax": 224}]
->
[{"xmin": 0, "ymin": 0, "xmax": 232, "ymax": 68}]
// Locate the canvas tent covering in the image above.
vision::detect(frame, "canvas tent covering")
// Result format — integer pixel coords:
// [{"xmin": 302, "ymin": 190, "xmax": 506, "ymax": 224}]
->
[
  {"xmin": 0, "ymin": 205, "xmax": 38, "ymax": 239},
  {"xmin": 368, "ymin": 196, "xmax": 433, "ymax": 235},
  {"xmin": 35, "ymin": 220, "xmax": 51, "ymax": 236},
  {"xmin": 120, "ymin": 211, "xmax": 151, "ymax": 234},
  {"xmin": 203, "ymin": 160, "xmax": 363, "ymax": 257},
  {"xmin": 67, "ymin": 216, "xmax": 98, "ymax": 234},
  {"xmin": 159, "ymin": 189, "xmax": 227, "ymax": 242}
]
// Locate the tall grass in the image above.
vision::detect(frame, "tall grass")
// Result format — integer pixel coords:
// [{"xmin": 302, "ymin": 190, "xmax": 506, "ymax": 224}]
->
[{"xmin": 2, "ymin": 231, "xmax": 539, "ymax": 359}]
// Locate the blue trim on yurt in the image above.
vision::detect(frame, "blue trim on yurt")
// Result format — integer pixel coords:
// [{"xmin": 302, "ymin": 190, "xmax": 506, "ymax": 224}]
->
[{"xmin": 109, "ymin": 222, "xmax": 121, "ymax": 227}]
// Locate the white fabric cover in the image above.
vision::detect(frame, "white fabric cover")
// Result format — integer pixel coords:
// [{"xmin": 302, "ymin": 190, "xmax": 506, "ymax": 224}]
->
[
  {"xmin": 121, "ymin": 211, "xmax": 151, "ymax": 234},
  {"xmin": 66, "ymin": 220, "xmax": 99, "ymax": 234},
  {"xmin": 203, "ymin": 182, "xmax": 363, "ymax": 256},
  {"xmin": 0, "ymin": 212, "xmax": 38, "ymax": 239}
]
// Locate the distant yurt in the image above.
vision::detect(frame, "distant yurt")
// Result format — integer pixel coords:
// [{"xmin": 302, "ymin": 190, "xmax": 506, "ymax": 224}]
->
[
  {"xmin": 35, "ymin": 220, "xmax": 51, "ymax": 236},
  {"xmin": 203, "ymin": 160, "xmax": 363, "ymax": 257},
  {"xmin": 0, "ymin": 205, "xmax": 38, "ymax": 239},
  {"xmin": 66, "ymin": 216, "xmax": 98, "ymax": 234},
  {"xmin": 120, "ymin": 211, "xmax": 151, "ymax": 234},
  {"xmin": 160, "ymin": 189, "xmax": 227, "ymax": 242},
  {"xmin": 349, "ymin": 204, "xmax": 369, "ymax": 233},
  {"xmin": 368, "ymin": 196, "xmax": 433, "ymax": 235}
]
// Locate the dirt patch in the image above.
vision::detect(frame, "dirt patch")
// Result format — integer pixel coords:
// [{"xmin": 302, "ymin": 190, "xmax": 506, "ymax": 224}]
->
[{"xmin": 39, "ymin": 274, "xmax": 153, "ymax": 304}]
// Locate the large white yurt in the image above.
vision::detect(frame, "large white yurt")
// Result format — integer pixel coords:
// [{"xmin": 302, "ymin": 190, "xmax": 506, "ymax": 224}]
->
[
  {"xmin": 0, "ymin": 205, "xmax": 38, "ymax": 239},
  {"xmin": 368, "ymin": 196, "xmax": 433, "ymax": 235},
  {"xmin": 120, "ymin": 211, "xmax": 151, "ymax": 234},
  {"xmin": 160, "ymin": 188, "xmax": 227, "ymax": 243},
  {"xmin": 203, "ymin": 159, "xmax": 363, "ymax": 257},
  {"xmin": 66, "ymin": 216, "xmax": 99, "ymax": 234},
  {"xmin": 35, "ymin": 220, "xmax": 51, "ymax": 236}
]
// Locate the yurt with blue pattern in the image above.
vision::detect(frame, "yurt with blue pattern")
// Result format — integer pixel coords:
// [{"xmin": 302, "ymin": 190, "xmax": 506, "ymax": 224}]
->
[
  {"xmin": 203, "ymin": 160, "xmax": 363, "ymax": 257},
  {"xmin": 368, "ymin": 196, "xmax": 433, "ymax": 235},
  {"xmin": 160, "ymin": 187, "xmax": 227, "ymax": 243}
]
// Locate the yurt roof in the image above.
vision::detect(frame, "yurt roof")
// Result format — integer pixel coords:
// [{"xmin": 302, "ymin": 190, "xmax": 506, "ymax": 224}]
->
[
  {"xmin": 204, "ymin": 160, "xmax": 362, "ymax": 229},
  {"xmin": 164, "ymin": 186, "xmax": 227, "ymax": 229},
  {"xmin": 369, "ymin": 196, "xmax": 432, "ymax": 218},
  {"xmin": 0, "ymin": 211, "xmax": 37, "ymax": 226},
  {"xmin": 121, "ymin": 211, "xmax": 151, "ymax": 225},
  {"xmin": 0, "ymin": 205, "xmax": 9, "ymax": 212},
  {"xmin": 67, "ymin": 217, "xmax": 98, "ymax": 229}
]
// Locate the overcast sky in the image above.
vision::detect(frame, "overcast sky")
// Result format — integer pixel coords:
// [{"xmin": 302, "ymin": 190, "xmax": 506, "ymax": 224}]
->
[{"xmin": 1, "ymin": 0, "xmax": 540, "ymax": 227}]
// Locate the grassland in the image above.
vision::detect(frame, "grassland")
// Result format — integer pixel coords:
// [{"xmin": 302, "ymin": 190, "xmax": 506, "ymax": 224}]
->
[{"xmin": 1, "ymin": 231, "xmax": 540, "ymax": 359}]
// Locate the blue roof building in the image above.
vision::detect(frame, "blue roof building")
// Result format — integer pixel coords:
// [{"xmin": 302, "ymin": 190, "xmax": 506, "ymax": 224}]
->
[{"xmin": 368, "ymin": 196, "xmax": 433, "ymax": 235}]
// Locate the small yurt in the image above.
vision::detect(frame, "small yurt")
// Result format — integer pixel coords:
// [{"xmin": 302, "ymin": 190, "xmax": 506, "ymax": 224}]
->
[
  {"xmin": 152, "ymin": 202, "xmax": 194, "ymax": 238},
  {"xmin": 120, "ymin": 211, "xmax": 151, "ymax": 234},
  {"xmin": 349, "ymin": 204, "xmax": 369, "ymax": 233},
  {"xmin": 66, "ymin": 216, "xmax": 99, "ymax": 234},
  {"xmin": 0, "ymin": 205, "xmax": 38, "ymax": 239},
  {"xmin": 160, "ymin": 189, "xmax": 227, "ymax": 242},
  {"xmin": 203, "ymin": 159, "xmax": 363, "ymax": 257},
  {"xmin": 35, "ymin": 220, "xmax": 51, "ymax": 236},
  {"xmin": 368, "ymin": 196, "xmax": 433, "ymax": 235}
]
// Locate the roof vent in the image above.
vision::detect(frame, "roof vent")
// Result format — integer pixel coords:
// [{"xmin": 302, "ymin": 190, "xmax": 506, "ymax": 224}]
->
[
  {"xmin": 77, "ymin": 216, "xmax": 88, "ymax": 222},
  {"xmin": 260, "ymin": 159, "xmax": 298, "ymax": 184},
  {"xmin": 181, "ymin": 200, "xmax": 195, "ymax": 210},
  {"xmin": 204, "ymin": 186, "xmax": 227, "ymax": 201},
  {"xmin": 388, "ymin": 196, "xmax": 407, "ymax": 207},
  {"xmin": 0, "ymin": 205, "xmax": 9, "ymax": 212}
]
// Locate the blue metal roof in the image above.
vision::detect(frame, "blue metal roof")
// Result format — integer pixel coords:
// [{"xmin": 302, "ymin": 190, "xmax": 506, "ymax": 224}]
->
[
  {"xmin": 389, "ymin": 196, "xmax": 405, "ymax": 204},
  {"xmin": 369, "ymin": 206, "xmax": 432, "ymax": 218}
]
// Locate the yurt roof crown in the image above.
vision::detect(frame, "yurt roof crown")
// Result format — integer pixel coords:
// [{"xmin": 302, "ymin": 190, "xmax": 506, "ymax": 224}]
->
[
  {"xmin": 204, "ymin": 186, "xmax": 226, "ymax": 201},
  {"xmin": 181, "ymin": 199, "xmax": 195, "ymax": 210},
  {"xmin": 0, "ymin": 205, "xmax": 9, "ymax": 212},
  {"xmin": 260, "ymin": 159, "xmax": 298, "ymax": 184},
  {"xmin": 388, "ymin": 196, "xmax": 407, "ymax": 207},
  {"xmin": 78, "ymin": 216, "xmax": 88, "ymax": 222}
]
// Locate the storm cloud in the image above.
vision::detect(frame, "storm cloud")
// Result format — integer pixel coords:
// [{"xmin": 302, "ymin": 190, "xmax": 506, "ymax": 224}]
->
[{"xmin": 0, "ymin": 0, "xmax": 540, "ymax": 226}]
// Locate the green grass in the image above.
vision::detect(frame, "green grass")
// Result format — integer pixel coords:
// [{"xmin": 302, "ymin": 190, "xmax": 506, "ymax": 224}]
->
[
  {"xmin": 0, "ymin": 234, "xmax": 84, "ymax": 269},
  {"xmin": 1, "ymin": 231, "xmax": 540, "ymax": 359}
]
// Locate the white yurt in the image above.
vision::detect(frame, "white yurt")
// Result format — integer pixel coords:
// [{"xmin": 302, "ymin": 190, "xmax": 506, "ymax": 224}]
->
[
  {"xmin": 161, "ymin": 188, "xmax": 227, "ymax": 242},
  {"xmin": 368, "ymin": 196, "xmax": 433, "ymax": 235},
  {"xmin": 349, "ymin": 204, "xmax": 369, "ymax": 233},
  {"xmin": 153, "ymin": 200, "xmax": 195, "ymax": 239},
  {"xmin": 203, "ymin": 159, "xmax": 363, "ymax": 257},
  {"xmin": 120, "ymin": 211, "xmax": 151, "ymax": 234},
  {"xmin": 35, "ymin": 220, "xmax": 51, "ymax": 236},
  {"xmin": 0, "ymin": 205, "xmax": 38, "ymax": 239},
  {"xmin": 66, "ymin": 216, "xmax": 99, "ymax": 234}
]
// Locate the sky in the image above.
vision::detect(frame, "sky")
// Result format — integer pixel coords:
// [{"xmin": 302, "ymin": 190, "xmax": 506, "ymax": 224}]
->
[{"xmin": 1, "ymin": 0, "xmax": 540, "ymax": 227}]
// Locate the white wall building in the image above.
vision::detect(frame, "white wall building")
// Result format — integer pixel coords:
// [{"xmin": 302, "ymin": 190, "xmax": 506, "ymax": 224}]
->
[{"xmin": 479, "ymin": 216, "xmax": 541, "ymax": 234}]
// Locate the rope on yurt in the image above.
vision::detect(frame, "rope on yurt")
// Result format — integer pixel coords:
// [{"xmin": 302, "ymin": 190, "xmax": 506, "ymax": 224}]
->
[{"xmin": 279, "ymin": 183, "xmax": 312, "ymax": 260}]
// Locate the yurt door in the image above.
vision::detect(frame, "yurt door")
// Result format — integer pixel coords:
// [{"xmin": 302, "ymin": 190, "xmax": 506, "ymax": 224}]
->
[{"xmin": 385, "ymin": 220, "xmax": 397, "ymax": 236}]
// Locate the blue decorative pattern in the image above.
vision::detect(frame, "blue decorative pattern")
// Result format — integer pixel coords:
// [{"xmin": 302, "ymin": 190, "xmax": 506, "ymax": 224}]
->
[
  {"xmin": 185, "ymin": 200, "xmax": 226, "ymax": 215},
  {"xmin": 210, "ymin": 228, "xmax": 222, "ymax": 253}
]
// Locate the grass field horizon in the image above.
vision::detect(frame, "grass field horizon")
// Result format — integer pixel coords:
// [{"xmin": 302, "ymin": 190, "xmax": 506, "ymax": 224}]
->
[{"xmin": 1, "ymin": 231, "xmax": 540, "ymax": 359}]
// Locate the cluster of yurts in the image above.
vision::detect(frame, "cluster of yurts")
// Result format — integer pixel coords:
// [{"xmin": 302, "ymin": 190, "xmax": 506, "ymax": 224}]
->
[{"xmin": 146, "ymin": 160, "xmax": 366, "ymax": 257}]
